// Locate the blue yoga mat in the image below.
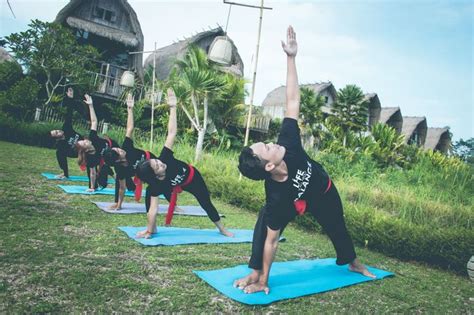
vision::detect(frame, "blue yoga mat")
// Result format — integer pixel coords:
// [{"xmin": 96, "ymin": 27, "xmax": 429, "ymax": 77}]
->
[
  {"xmin": 194, "ymin": 258, "xmax": 394, "ymax": 305},
  {"xmin": 94, "ymin": 202, "xmax": 220, "ymax": 216},
  {"xmin": 57, "ymin": 184, "xmax": 144, "ymax": 197},
  {"xmin": 42, "ymin": 172, "xmax": 114, "ymax": 184},
  {"xmin": 118, "ymin": 226, "xmax": 285, "ymax": 246}
]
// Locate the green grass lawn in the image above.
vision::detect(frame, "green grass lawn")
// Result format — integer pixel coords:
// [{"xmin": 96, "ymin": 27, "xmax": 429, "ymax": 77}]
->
[{"xmin": 0, "ymin": 141, "xmax": 472, "ymax": 313}]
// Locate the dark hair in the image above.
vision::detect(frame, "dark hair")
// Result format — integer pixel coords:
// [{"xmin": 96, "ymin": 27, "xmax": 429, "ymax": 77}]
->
[
  {"xmin": 136, "ymin": 160, "xmax": 157, "ymax": 184},
  {"xmin": 238, "ymin": 146, "xmax": 271, "ymax": 181},
  {"xmin": 103, "ymin": 147, "xmax": 119, "ymax": 166}
]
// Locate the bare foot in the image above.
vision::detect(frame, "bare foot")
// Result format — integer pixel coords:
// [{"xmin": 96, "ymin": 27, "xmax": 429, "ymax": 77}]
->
[
  {"xmin": 349, "ymin": 258, "xmax": 376, "ymax": 278},
  {"xmin": 108, "ymin": 203, "xmax": 121, "ymax": 211},
  {"xmin": 233, "ymin": 271, "xmax": 260, "ymax": 289},
  {"xmin": 219, "ymin": 228, "xmax": 234, "ymax": 238},
  {"xmin": 243, "ymin": 282, "xmax": 270, "ymax": 294},
  {"xmin": 135, "ymin": 229, "xmax": 153, "ymax": 239}
]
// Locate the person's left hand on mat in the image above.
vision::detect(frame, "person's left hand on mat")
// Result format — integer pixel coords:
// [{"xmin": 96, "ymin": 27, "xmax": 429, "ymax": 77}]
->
[
  {"xmin": 243, "ymin": 282, "xmax": 270, "ymax": 295},
  {"xmin": 85, "ymin": 188, "xmax": 95, "ymax": 193},
  {"xmin": 55, "ymin": 174, "xmax": 66, "ymax": 179},
  {"xmin": 349, "ymin": 258, "xmax": 376, "ymax": 278}
]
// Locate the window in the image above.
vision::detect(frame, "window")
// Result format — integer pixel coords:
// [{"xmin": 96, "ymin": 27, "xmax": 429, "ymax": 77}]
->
[
  {"xmin": 75, "ymin": 30, "xmax": 89, "ymax": 40},
  {"xmin": 324, "ymin": 96, "xmax": 329, "ymax": 104},
  {"xmin": 93, "ymin": 6, "xmax": 116, "ymax": 23}
]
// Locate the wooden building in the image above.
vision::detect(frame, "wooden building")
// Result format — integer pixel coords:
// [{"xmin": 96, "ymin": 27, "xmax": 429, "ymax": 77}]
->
[{"xmin": 55, "ymin": 0, "xmax": 144, "ymax": 100}]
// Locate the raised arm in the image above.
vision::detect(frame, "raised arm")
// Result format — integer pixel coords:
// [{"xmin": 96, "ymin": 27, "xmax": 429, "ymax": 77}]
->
[
  {"xmin": 63, "ymin": 87, "xmax": 74, "ymax": 131},
  {"xmin": 83, "ymin": 94, "xmax": 97, "ymax": 131},
  {"xmin": 282, "ymin": 26, "xmax": 300, "ymax": 120},
  {"xmin": 164, "ymin": 88, "xmax": 177, "ymax": 149},
  {"xmin": 125, "ymin": 93, "xmax": 134, "ymax": 139}
]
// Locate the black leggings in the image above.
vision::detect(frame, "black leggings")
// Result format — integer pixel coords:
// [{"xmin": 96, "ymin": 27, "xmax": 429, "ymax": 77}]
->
[
  {"xmin": 249, "ymin": 182, "xmax": 356, "ymax": 270},
  {"xmin": 145, "ymin": 169, "xmax": 221, "ymax": 223}
]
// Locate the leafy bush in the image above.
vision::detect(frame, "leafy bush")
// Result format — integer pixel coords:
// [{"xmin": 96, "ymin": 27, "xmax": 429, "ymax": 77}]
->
[
  {"xmin": 0, "ymin": 60, "xmax": 23, "ymax": 91},
  {"xmin": 0, "ymin": 76, "xmax": 41, "ymax": 120}
]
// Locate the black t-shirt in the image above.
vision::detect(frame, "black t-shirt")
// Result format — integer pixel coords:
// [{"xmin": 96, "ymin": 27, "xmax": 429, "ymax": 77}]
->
[
  {"xmin": 115, "ymin": 137, "xmax": 156, "ymax": 179},
  {"xmin": 57, "ymin": 97, "xmax": 83, "ymax": 157},
  {"xmin": 87, "ymin": 130, "xmax": 119, "ymax": 167},
  {"xmin": 148, "ymin": 146, "xmax": 190, "ymax": 197},
  {"xmin": 264, "ymin": 118, "xmax": 330, "ymax": 231}
]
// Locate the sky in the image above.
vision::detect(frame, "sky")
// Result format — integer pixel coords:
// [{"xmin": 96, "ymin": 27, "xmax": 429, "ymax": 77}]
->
[{"xmin": 0, "ymin": 0, "xmax": 472, "ymax": 141}]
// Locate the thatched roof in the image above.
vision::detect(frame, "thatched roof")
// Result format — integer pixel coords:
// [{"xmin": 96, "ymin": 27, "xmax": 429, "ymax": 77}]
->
[
  {"xmin": 0, "ymin": 47, "xmax": 15, "ymax": 63},
  {"xmin": 424, "ymin": 127, "xmax": 451, "ymax": 153},
  {"xmin": 144, "ymin": 27, "xmax": 244, "ymax": 81},
  {"xmin": 262, "ymin": 82, "xmax": 336, "ymax": 114},
  {"xmin": 65, "ymin": 16, "xmax": 139, "ymax": 47},
  {"xmin": 401, "ymin": 116, "xmax": 427, "ymax": 144},
  {"xmin": 56, "ymin": 0, "xmax": 143, "ymax": 48},
  {"xmin": 55, "ymin": 0, "xmax": 144, "ymax": 78},
  {"xmin": 365, "ymin": 93, "xmax": 381, "ymax": 127},
  {"xmin": 379, "ymin": 107, "xmax": 403, "ymax": 133}
]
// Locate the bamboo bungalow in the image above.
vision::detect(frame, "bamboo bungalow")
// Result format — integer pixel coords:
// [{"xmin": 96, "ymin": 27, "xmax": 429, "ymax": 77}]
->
[
  {"xmin": 55, "ymin": 0, "xmax": 144, "ymax": 100},
  {"xmin": 144, "ymin": 27, "xmax": 244, "ymax": 80},
  {"xmin": 378, "ymin": 107, "xmax": 403, "ymax": 134},
  {"xmin": 424, "ymin": 127, "xmax": 451, "ymax": 153},
  {"xmin": 262, "ymin": 82, "xmax": 337, "ymax": 120},
  {"xmin": 401, "ymin": 116, "xmax": 427, "ymax": 146},
  {"xmin": 364, "ymin": 93, "xmax": 382, "ymax": 129}
]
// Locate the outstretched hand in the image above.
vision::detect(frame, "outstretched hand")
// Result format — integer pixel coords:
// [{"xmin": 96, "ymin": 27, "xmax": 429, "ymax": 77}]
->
[
  {"xmin": 83, "ymin": 94, "xmax": 93, "ymax": 106},
  {"xmin": 167, "ymin": 88, "xmax": 177, "ymax": 108},
  {"xmin": 66, "ymin": 87, "xmax": 74, "ymax": 98},
  {"xmin": 126, "ymin": 93, "xmax": 134, "ymax": 109},
  {"xmin": 281, "ymin": 25, "xmax": 297, "ymax": 57}
]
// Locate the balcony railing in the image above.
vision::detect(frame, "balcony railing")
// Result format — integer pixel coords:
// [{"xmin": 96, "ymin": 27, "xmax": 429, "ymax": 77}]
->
[{"xmin": 90, "ymin": 72, "xmax": 125, "ymax": 98}]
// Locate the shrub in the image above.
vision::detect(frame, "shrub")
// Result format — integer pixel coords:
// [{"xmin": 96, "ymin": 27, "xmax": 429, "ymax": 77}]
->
[
  {"xmin": 0, "ymin": 76, "xmax": 41, "ymax": 121},
  {"xmin": 0, "ymin": 60, "xmax": 23, "ymax": 91}
]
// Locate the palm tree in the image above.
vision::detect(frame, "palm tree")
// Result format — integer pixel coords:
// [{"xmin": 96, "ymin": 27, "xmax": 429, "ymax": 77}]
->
[
  {"xmin": 300, "ymin": 86, "xmax": 325, "ymax": 148},
  {"xmin": 170, "ymin": 45, "xmax": 225, "ymax": 161},
  {"xmin": 330, "ymin": 84, "xmax": 369, "ymax": 147}
]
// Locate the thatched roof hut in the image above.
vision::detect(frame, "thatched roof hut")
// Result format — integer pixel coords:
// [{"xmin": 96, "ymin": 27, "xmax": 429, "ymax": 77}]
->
[
  {"xmin": 262, "ymin": 82, "xmax": 337, "ymax": 119},
  {"xmin": 424, "ymin": 127, "xmax": 451, "ymax": 153},
  {"xmin": 144, "ymin": 27, "xmax": 244, "ymax": 81},
  {"xmin": 0, "ymin": 47, "xmax": 16, "ymax": 63},
  {"xmin": 55, "ymin": 0, "xmax": 144, "ymax": 79},
  {"xmin": 401, "ymin": 116, "xmax": 427, "ymax": 146},
  {"xmin": 379, "ymin": 107, "xmax": 403, "ymax": 133},
  {"xmin": 364, "ymin": 93, "xmax": 381, "ymax": 128}
]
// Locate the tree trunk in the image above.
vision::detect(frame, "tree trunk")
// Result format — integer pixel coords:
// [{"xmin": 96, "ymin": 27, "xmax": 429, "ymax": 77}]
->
[
  {"xmin": 194, "ymin": 95, "xmax": 209, "ymax": 162},
  {"xmin": 195, "ymin": 128, "xmax": 205, "ymax": 162}
]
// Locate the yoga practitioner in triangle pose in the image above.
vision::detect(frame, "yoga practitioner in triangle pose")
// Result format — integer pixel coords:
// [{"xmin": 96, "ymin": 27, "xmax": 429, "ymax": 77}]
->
[
  {"xmin": 235, "ymin": 26, "xmax": 376, "ymax": 294},
  {"xmin": 75, "ymin": 94, "xmax": 119, "ymax": 191},
  {"xmin": 102, "ymin": 93, "xmax": 157, "ymax": 209},
  {"xmin": 50, "ymin": 87, "xmax": 84, "ymax": 179},
  {"xmin": 135, "ymin": 88, "xmax": 233, "ymax": 238}
]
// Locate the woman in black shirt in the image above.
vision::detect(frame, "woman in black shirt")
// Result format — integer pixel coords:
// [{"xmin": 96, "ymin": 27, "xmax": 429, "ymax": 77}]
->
[
  {"xmin": 76, "ymin": 94, "xmax": 118, "ymax": 191},
  {"xmin": 102, "ymin": 93, "xmax": 157, "ymax": 209},
  {"xmin": 49, "ymin": 87, "xmax": 83, "ymax": 179},
  {"xmin": 135, "ymin": 89, "xmax": 233, "ymax": 238}
]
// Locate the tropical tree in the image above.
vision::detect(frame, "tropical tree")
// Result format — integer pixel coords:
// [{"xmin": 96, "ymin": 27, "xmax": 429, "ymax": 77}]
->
[
  {"xmin": 299, "ymin": 86, "xmax": 325, "ymax": 148},
  {"xmin": 452, "ymin": 138, "xmax": 474, "ymax": 165},
  {"xmin": 329, "ymin": 84, "xmax": 369, "ymax": 146},
  {"xmin": 5, "ymin": 19, "xmax": 99, "ymax": 105},
  {"xmin": 210, "ymin": 73, "xmax": 246, "ymax": 131},
  {"xmin": 170, "ymin": 45, "xmax": 225, "ymax": 161},
  {"xmin": 371, "ymin": 123, "xmax": 406, "ymax": 167}
]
